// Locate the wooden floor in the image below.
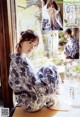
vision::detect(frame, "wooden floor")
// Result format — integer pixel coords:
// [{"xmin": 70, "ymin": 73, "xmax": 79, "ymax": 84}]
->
[{"xmin": 12, "ymin": 107, "xmax": 80, "ymax": 117}]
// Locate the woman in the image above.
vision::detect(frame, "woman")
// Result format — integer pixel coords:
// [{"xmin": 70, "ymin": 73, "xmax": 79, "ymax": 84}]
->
[
  {"xmin": 64, "ymin": 29, "xmax": 79, "ymax": 59},
  {"xmin": 9, "ymin": 30, "xmax": 61, "ymax": 112},
  {"xmin": 42, "ymin": 1, "xmax": 63, "ymax": 30}
]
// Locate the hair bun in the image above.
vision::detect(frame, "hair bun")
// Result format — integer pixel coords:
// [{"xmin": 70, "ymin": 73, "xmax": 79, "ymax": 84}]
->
[{"xmin": 21, "ymin": 31, "xmax": 25, "ymax": 36}]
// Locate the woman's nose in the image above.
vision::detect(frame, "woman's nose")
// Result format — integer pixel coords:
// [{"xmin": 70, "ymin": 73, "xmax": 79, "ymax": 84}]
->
[{"xmin": 30, "ymin": 44, "xmax": 33, "ymax": 50}]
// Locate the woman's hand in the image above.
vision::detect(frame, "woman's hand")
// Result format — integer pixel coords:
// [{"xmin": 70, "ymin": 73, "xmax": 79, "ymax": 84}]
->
[{"xmin": 48, "ymin": 9, "xmax": 55, "ymax": 26}]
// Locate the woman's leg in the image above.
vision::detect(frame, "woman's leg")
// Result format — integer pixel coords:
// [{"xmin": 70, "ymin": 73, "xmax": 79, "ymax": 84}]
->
[
  {"xmin": 37, "ymin": 64, "xmax": 72, "ymax": 111},
  {"xmin": 37, "ymin": 63, "xmax": 63, "ymax": 108},
  {"xmin": 16, "ymin": 91, "xmax": 45, "ymax": 112},
  {"xmin": 37, "ymin": 63, "xmax": 61, "ymax": 95}
]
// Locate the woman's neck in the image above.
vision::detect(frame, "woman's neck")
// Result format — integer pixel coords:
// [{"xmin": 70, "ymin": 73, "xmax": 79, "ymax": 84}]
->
[{"xmin": 21, "ymin": 52, "xmax": 27, "ymax": 58}]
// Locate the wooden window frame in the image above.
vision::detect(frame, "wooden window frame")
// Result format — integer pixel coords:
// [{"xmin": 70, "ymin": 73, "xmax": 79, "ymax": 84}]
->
[{"xmin": 0, "ymin": 0, "xmax": 17, "ymax": 109}]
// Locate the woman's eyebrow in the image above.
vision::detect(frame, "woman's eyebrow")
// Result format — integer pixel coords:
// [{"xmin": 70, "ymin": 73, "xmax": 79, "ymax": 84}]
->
[{"xmin": 35, "ymin": 44, "xmax": 38, "ymax": 46}]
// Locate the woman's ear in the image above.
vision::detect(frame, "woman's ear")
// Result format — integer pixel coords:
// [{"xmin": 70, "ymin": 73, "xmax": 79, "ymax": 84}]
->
[{"xmin": 20, "ymin": 42, "xmax": 23, "ymax": 47}]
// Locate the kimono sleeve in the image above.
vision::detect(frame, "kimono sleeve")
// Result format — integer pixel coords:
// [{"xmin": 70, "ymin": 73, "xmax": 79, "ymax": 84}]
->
[
  {"xmin": 64, "ymin": 44, "xmax": 71, "ymax": 56},
  {"xmin": 8, "ymin": 57, "xmax": 39, "ymax": 93}
]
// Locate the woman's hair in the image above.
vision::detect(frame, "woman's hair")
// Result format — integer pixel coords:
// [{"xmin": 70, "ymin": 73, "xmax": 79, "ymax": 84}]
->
[
  {"xmin": 65, "ymin": 29, "xmax": 72, "ymax": 35},
  {"xmin": 47, "ymin": 1, "xmax": 58, "ymax": 10},
  {"xmin": 16, "ymin": 30, "xmax": 39, "ymax": 54}
]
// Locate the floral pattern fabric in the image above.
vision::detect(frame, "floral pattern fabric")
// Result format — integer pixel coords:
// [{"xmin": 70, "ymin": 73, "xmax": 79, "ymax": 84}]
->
[
  {"xmin": 9, "ymin": 54, "xmax": 60, "ymax": 112},
  {"xmin": 64, "ymin": 38, "xmax": 79, "ymax": 59},
  {"xmin": 42, "ymin": 5, "xmax": 63, "ymax": 30}
]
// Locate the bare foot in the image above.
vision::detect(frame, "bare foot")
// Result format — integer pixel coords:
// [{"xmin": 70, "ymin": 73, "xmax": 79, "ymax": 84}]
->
[
  {"xmin": 48, "ymin": 101, "xmax": 72, "ymax": 112},
  {"xmin": 47, "ymin": 94, "xmax": 72, "ymax": 111}
]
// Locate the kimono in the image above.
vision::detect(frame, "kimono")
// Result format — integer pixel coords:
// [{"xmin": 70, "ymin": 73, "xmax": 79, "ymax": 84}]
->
[
  {"xmin": 64, "ymin": 38, "xmax": 79, "ymax": 59},
  {"xmin": 9, "ymin": 54, "xmax": 61, "ymax": 112},
  {"xmin": 42, "ymin": 4, "xmax": 63, "ymax": 30}
]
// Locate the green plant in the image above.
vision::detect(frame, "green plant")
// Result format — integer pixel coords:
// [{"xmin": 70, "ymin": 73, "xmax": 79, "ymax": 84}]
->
[
  {"xmin": 64, "ymin": 19, "xmax": 68, "ymax": 23},
  {"xmin": 72, "ymin": 65, "xmax": 80, "ymax": 73}
]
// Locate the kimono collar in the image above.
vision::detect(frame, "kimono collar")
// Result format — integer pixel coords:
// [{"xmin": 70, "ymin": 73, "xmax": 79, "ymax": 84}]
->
[{"xmin": 9, "ymin": 53, "xmax": 21, "ymax": 59}]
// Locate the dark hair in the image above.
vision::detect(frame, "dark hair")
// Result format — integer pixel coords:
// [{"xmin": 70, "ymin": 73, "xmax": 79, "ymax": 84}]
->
[
  {"xmin": 47, "ymin": 1, "xmax": 58, "ymax": 10},
  {"xmin": 16, "ymin": 30, "xmax": 39, "ymax": 54},
  {"xmin": 65, "ymin": 29, "xmax": 72, "ymax": 35}
]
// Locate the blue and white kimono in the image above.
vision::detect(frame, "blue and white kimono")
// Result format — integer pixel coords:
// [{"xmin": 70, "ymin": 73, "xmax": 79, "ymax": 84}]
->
[
  {"xmin": 64, "ymin": 38, "xmax": 79, "ymax": 59},
  {"xmin": 9, "ymin": 54, "xmax": 61, "ymax": 112}
]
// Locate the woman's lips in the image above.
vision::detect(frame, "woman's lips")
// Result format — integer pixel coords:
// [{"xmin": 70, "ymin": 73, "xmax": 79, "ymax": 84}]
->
[{"xmin": 27, "ymin": 50, "xmax": 31, "ymax": 52}]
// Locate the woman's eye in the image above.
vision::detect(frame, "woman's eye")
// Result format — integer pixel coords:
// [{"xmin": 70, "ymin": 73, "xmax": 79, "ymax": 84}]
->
[{"xmin": 29, "ymin": 42, "xmax": 32, "ymax": 44}]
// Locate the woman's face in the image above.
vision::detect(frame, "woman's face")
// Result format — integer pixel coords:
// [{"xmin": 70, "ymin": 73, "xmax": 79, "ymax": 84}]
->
[
  {"xmin": 21, "ymin": 39, "xmax": 39, "ymax": 53},
  {"xmin": 64, "ymin": 33, "xmax": 68, "ymax": 39},
  {"xmin": 49, "ymin": 4, "xmax": 54, "ymax": 9},
  {"xmin": 48, "ymin": 4, "xmax": 54, "ymax": 12}
]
